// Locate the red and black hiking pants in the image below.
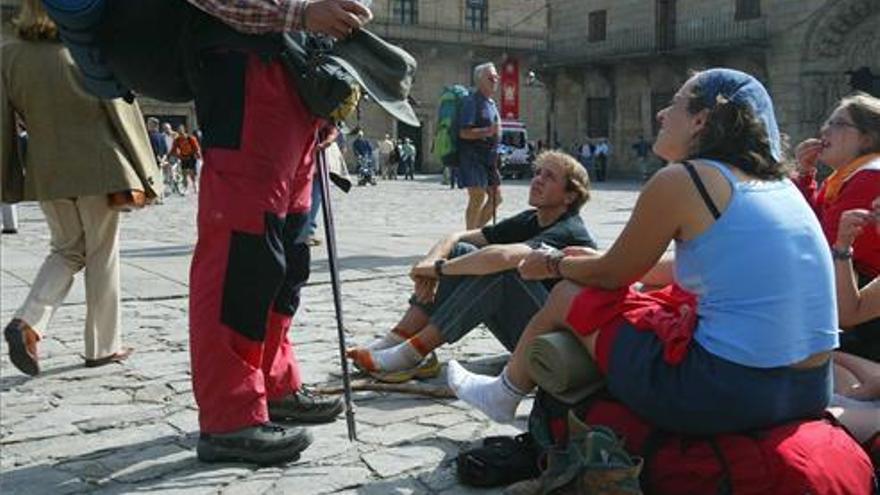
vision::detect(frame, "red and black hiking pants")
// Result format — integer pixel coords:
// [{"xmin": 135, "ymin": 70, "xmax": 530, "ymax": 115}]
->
[{"xmin": 189, "ymin": 51, "xmax": 319, "ymax": 434}]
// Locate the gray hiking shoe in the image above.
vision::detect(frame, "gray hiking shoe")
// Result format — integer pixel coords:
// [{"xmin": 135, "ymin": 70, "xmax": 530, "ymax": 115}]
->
[
  {"xmin": 268, "ymin": 388, "xmax": 344, "ymax": 424},
  {"xmin": 197, "ymin": 423, "xmax": 312, "ymax": 466}
]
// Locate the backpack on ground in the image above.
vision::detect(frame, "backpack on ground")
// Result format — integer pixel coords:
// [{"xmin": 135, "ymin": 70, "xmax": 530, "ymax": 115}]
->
[
  {"xmin": 529, "ymin": 390, "xmax": 877, "ymax": 495},
  {"xmin": 431, "ymin": 84, "xmax": 471, "ymax": 167}
]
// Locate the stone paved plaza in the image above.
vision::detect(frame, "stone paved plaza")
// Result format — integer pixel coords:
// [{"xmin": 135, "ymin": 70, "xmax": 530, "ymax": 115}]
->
[{"xmin": 0, "ymin": 176, "xmax": 640, "ymax": 494}]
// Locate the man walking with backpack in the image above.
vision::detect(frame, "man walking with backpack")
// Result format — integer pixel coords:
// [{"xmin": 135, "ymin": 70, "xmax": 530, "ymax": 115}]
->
[
  {"xmin": 458, "ymin": 62, "xmax": 502, "ymax": 229},
  {"xmin": 181, "ymin": 0, "xmax": 373, "ymax": 466},
  {"xmin": 169, "ymin": 123, "xmax": 201, "ymax": 194}
]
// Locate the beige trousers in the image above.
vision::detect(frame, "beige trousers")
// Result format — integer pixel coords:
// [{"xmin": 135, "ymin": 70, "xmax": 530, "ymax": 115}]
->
[{"xmin": 15, "ymin": 195, "xmax": 122, "ymax": 360}]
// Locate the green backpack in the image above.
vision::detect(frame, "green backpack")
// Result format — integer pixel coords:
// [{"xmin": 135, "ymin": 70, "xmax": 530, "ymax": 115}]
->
[
  {"xmin": 431, "ymin": 85, "xmax": 471, "ymax": 167},
  {"xmin": 507, "ymin": 411, "xmax": 643, "ymax": 495}
]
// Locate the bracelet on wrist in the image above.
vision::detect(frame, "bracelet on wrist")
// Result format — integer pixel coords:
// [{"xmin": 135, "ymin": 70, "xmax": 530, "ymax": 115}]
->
[
  {"xmin": 545, "ymin": 251, "xmax": 565, "ymax": 277},
  {"xmin": 831, "ymin": 245, "xmax": 853, "ymax": 261}
]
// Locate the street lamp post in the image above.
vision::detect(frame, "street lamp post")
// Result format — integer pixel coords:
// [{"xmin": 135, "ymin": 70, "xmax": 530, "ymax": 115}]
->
[{"xmin": 527, "ymin": 70, "xmax": 555, "ymax": 148}]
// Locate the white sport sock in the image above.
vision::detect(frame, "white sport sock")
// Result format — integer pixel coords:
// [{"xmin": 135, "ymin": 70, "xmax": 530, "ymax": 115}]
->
[
  {"xmin": 447, "ymin": 360, "xmax": 526, "ymax": 423},
  {"xmin": 364, "ymin": 331, "xmax": 407, "ymax": 351},
  {"xmin": 370, "ymin": 340, "xmax": 425, "ymax": 372}
]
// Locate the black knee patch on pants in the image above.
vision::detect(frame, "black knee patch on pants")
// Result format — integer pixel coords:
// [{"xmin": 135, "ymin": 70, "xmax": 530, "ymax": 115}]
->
[
  {"xmin": 273, "ymin": 213, "xmax": 310, "ymax": 316},
  {"xmin": 221, "ymin": 213, "xmax": 286, "ymax": 341}
]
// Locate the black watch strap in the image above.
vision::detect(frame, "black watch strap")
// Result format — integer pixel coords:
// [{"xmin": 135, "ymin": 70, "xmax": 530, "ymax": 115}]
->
[
  {"xmin": 831, "ymin": 246, "xmax": 853, "ymax": 261},
  {"xmin": 434, "ymin": 258, "xmax": 446, "ymax": 277}
]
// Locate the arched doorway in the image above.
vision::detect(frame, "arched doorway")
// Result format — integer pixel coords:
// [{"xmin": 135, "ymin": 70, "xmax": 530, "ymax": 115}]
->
[{"xmin": 799, "ymin": 0, "xmax": 880, "ymax": 135}]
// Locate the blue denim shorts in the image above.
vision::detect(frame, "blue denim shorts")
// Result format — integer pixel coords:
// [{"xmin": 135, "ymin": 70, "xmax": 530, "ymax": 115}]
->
[
  {"xmin": 457, "ymin": 165, "xmax": 489, "ymax": 189},
  {"xmin": 606, "ymin": 323, "xmax": 832, "ymax": 435}
]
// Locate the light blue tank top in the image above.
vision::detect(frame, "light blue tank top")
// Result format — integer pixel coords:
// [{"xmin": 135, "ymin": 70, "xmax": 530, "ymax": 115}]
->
[{"xmin": 675, "ymin": 160, "xmax": 838, "ymax": 368}]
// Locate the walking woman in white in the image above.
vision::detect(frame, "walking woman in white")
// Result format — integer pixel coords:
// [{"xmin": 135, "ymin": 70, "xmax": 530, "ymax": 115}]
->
[{"xmin": 1, "ymin": 0, "xmax": 161, "ymax": 375}]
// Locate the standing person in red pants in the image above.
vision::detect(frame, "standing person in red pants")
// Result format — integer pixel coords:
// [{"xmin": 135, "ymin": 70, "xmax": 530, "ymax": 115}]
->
[{"xmin": 183, "ymin": 0, "xmax": 373, "ymax": 465}]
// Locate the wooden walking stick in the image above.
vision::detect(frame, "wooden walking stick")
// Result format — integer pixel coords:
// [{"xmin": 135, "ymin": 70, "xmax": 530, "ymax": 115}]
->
[{"xmin": 317, "ymin": 141, "xmax": 357, "ymax": 441}]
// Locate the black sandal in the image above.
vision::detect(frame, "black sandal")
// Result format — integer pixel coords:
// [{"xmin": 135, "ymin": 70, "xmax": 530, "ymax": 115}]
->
[{"xmin": 457, "ymin": 432, "xmax": 541, "ymax": 487}]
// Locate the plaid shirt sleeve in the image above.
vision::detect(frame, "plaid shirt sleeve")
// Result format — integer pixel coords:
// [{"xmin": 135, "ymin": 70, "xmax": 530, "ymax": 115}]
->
[{"xmin": 185, "ymin": 0, "xmax": 307, "ymax": 34}]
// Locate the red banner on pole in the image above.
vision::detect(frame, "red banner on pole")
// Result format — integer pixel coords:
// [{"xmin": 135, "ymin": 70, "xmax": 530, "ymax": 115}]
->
[{"xmin": 500, "ymin": 58, "xmax": 520, "ymax": 120}]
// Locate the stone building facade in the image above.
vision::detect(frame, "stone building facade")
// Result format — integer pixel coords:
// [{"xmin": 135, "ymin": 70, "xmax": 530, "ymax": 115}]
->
[
  {"xmin": 544, "ymin": 0, "xmax": 880, "ymax": 177},
  {"xmin": 4, "ymin": 0, "xmax": 877, "ymax": 177}
]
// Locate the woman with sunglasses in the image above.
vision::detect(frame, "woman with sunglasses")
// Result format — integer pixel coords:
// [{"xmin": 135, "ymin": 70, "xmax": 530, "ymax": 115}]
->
[{"xmin": 793, "ymin": 93, "xmax": 880, "ymax": 362}]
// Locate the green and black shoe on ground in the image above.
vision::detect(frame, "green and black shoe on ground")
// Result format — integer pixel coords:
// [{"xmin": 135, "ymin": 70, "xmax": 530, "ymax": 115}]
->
[
  {"xmin": 268, "ymin": 388, "xmax": 344, "ymax": 424},
  {"xmin": 197, "ymin": 423, "xmax": 313, "ymax": 466}
]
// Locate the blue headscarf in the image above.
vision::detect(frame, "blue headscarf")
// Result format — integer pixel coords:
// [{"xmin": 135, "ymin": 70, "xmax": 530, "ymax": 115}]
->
[{"xmin": 694, "ymin": 68, "xmax": 782, "ymax": 162}]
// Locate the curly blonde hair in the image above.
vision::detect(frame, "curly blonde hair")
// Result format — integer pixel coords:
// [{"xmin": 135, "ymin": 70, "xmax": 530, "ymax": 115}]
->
[{"xmin": 14, "ymin": 0, "xmax": 59, "ymax": 41}]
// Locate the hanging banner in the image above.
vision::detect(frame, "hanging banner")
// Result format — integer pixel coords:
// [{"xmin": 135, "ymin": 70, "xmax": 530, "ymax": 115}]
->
[{"xmin": 500, "ymin": 58, "xmax": 520, "ymax": 120}]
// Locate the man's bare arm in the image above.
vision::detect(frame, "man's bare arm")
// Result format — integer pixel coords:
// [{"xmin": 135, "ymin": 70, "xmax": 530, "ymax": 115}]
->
[
  {"xmin": 418, "ymin": 229, "xmax": 488, "ymax": 265},
  {"xmin": 441, "ymin": 243, "xmax": 533, "ymax": 276}
]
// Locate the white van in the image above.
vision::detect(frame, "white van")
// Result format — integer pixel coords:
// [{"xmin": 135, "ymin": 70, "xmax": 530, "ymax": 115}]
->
[{"xmin": 498, "ymin": 120, "xmax": 533, "ymax": 179}]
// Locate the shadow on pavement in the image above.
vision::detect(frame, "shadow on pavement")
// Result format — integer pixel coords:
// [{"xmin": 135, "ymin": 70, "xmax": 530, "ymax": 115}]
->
[
  {"xmin": 312, "ymin": 254, "xmax": 423, "ymax": 271},
  {"xmin": 0, "ymin": 433, "xmax": 252, "ymax": 495},
  {"xmin": 0, "ymin": 363, "xmax": 84, "ymax": 391},
  {"xmin": 120, "ymin": 245, "xmax": 194, "ymax": 259}
]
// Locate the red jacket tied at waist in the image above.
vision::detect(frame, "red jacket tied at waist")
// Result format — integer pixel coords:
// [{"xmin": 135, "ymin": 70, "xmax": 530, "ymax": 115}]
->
[{"xmin": 566, "ymin": 283, "xmax": 698, "ymax": 369}]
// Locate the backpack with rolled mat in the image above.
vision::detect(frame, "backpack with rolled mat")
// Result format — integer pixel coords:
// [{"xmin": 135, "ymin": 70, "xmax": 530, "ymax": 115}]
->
[{"xmin": 526, "ymin": 331, "xmax": 877, "ymax": 495}]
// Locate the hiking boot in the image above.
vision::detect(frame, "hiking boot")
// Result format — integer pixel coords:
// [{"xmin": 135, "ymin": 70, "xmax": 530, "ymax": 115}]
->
[
  {"xmin": 4, "ymin": 319, "xmax": 40, "ymax": 376},
  {"xmin": 268, "ymin": 388, "xmax": 344, "ymax": 424},
  {"xmin": 196, "ymin": 423, "xmax": 312, "ymax": 466}
]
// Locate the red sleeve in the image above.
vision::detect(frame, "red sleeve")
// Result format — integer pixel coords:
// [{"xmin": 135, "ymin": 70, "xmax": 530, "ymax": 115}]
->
[
  {"xmin": 791, "ymin": 170, "xmax": 819, "ymax": 214},
  {"xmin": 822, "ymin": 170, "xmax": 880, "ymax": 277}
]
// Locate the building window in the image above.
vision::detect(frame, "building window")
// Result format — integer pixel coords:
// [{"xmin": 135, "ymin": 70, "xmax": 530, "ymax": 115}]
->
[
  {"xmin": 588, "ymin": 10, "xmax": 607, "ymax": 42},
  {"xmin": 392, "ymin": 0, "xmax": 418, "ymax": 25},
  {"xmin": 735, "ymin": 0, "xmax": 761, "ymax": 20},
  {"xmin": 586, "ymin": 98, "xmax": 610, "ymax": 138},
  {"xmin": 651, "ymin": 92, "xmax": 674, "ymax": 136},
  {"xmin": 465, "ymin": 0, "xmax": 488, "ymax": 32}
]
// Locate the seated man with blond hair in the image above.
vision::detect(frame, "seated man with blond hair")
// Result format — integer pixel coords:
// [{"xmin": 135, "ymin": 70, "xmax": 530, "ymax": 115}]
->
[{"xmin": 348, "ymin": 151, "xmax": 597, "ymax": 381}]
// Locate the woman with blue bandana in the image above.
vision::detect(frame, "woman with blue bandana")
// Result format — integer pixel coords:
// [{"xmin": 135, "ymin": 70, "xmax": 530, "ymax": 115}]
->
[{"xmin": 445, "ymin": 68, "xmax": 839, "ymax": 434}]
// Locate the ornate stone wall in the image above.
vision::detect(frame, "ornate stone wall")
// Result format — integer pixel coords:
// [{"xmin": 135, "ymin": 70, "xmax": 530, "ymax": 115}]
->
[
  {"xmin": 798, "ymin": 0, "xmax": 880, "ymax": 139},
  {"xmin": 548, "ymin": 0, "xmax": 880, "ymax": 178}
]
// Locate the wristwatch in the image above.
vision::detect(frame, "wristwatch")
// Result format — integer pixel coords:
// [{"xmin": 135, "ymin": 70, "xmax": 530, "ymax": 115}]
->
[
  {"xmin": 831, "ymin": 245, "xmax": 853, "ymax": 261},
  {"xmin": 434, "ymin": 258, "xmax": 446, "ymax": 277}
]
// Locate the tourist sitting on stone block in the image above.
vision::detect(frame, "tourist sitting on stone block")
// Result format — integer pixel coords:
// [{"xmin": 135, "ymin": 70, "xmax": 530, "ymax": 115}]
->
[
  {"xmin": 347, "ymin": 151, "xmax": 597, "ymax": 383},
  {"xmin": 446, "ymin": 68, "xmax": 840, "ymax": 435}
]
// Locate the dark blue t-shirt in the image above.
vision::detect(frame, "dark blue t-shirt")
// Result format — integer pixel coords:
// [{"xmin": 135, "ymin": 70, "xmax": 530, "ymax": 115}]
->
[
  {"xmin": 482, "ymin": 209, "xmax": 597, "ymax": 289},
  {"xmin": 458, "ymin": 91, "xmax": 499, "ymax": 170},
  {"xmin": 148, "ymin": 130, "xmax": 168, "ymax": 158},
  {"xmin": 353, "ymin": 137, "xmax": 372, "ymax": 158}
]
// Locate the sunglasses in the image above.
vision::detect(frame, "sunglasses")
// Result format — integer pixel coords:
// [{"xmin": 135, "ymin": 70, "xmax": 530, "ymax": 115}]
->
[{"xmin": 823, "ymin": 119, "xmax": 861, "ymax": 132}]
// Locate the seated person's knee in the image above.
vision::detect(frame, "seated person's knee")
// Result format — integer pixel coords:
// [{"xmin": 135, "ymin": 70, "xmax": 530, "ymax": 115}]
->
[{"xmin": 547, "ymin": 280, "xmax": 582, "ymax": 310}]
